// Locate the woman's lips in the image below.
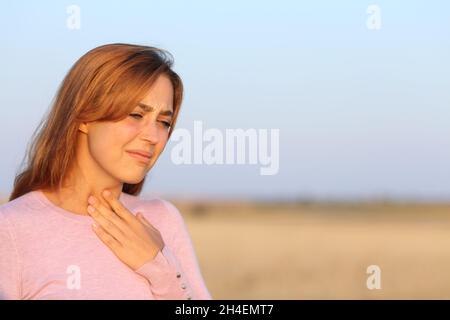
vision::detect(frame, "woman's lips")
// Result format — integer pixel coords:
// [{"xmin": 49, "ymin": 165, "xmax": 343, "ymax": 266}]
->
[{"xmin": 126, "ymin": 151, "xmax": 151, "ymax": 164}]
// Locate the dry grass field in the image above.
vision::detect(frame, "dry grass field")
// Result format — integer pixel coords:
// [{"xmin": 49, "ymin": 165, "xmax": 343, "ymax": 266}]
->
[{"xmin": 174, "ymin": 200, "xmax": 450, "ymax": 299}]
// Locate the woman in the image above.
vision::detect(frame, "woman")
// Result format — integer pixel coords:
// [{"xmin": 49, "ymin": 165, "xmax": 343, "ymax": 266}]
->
[{"xmin": 0, "ymin": 43, "xmax": 212, "ymax": 300}]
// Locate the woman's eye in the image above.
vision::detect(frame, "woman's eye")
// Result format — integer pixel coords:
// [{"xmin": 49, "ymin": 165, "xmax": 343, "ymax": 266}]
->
[
  {"xmin": 129, "ymin": 113, "xmax": 143, "ymax": 119},
  {"xmin": 159, "ymin": 120, "xmax": 171, "ymax": 128},
  {"xmin": 129, "ymin": 114, "xmax": 170, "ymax": 128}
]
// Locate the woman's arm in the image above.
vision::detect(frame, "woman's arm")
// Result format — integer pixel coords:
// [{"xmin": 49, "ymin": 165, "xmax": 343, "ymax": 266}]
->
[
  {"xmin": 0, "ymin": 211, "xmax": 21, "ymax": 300},
  {"xmin": 86, "ymin": 191, "xmax": 212, "ymax": 300},
  {"xmin": 135, "ymin": 200, "xmax": 212, "ymax": 300}
]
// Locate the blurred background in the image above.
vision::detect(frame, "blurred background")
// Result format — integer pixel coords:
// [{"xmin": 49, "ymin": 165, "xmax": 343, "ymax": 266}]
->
[{"xmin": 1, "ymin": 0, "xmax": 450, "ymax": 299}]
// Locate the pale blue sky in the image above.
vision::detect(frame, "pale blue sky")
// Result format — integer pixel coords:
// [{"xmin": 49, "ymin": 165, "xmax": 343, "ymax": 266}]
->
[{"xmin": 1, "ymin": 1, "xmax": 449, "ymax": 201}]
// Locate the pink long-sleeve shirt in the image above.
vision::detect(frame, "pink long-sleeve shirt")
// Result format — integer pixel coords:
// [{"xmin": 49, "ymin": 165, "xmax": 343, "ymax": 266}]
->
[{"xmin": 0, "ymin": 190, "xmax": 212, "ymax": 300}]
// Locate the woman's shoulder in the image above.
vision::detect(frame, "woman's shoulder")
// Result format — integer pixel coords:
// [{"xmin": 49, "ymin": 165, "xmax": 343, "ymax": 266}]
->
[
  {"xmin": 0, "ymin": 191, "xmax": 43, "ymax": 235},
  {"xmin": 122, "ymin": 193, "xmax": 186, "ymax": 230},
  {"xmin": 0, "ymin": 191, "xmax": 40, "ymax": 220}
]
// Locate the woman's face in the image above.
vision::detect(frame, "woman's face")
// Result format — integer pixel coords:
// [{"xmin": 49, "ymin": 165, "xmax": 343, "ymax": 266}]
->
[{"xmin": 81, "ymin": 74, "xmax": 175, "ymax": 185}]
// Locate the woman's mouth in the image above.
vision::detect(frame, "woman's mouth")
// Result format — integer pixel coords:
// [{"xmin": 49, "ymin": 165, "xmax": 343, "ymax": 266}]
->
[{"xmin": 126, "ymin": 151, "xmax": 152, "ymax": 164}]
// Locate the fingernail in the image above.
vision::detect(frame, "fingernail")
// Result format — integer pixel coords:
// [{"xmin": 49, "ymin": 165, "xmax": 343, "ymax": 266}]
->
[
  {"xmin": 88, "ymin": 196, "xmax": 96, "ymax": 204},
  {"xmin": 103, "ymin": 190, "xmax": 111, "ymax": 197},
  {"xmin": 87, "ymin": 205, "xmax": 95, "ymax": 214}
]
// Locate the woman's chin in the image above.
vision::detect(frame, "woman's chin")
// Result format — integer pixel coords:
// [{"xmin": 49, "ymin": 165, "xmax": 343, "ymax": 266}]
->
[{"xmin": 120, "ymin": 173, "xmax": 146, "ymax": 185}]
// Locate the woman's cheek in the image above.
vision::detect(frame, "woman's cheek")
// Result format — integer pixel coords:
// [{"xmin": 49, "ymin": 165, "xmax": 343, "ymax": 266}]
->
[
  {"xmin": 122, "ymin": 118, "xmax": 140, "ymax": 132},
  {"xmin": 114, "ymin": 121, "xmax": 141, "ymax": 142},
  {"xmin": 160, "ymin": 126, "xmax": 170, "ymax": 141},
  {"xmin": 96, "ymin": 123, "xmax": 136, "ymax": 162}
]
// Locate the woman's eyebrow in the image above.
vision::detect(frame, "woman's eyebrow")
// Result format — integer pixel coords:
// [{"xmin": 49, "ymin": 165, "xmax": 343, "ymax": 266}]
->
[{"xmin": 137, "ymin": 102, "xmax": 173, "ymax": 117}]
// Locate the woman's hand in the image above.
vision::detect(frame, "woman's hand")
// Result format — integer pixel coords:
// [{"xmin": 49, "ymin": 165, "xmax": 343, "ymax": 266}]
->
[{"xmin": 86, "ymin": 189, "xmax": 165, "ymax": 270}]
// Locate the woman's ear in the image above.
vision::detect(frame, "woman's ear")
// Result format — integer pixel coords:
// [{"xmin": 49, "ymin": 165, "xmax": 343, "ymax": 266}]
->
[{"xmin": 78, "ymin": 123, "xmax": 88, "ymax": 134}]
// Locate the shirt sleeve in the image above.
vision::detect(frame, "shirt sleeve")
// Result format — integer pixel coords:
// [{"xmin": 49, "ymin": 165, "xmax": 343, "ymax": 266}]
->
[
  {"xmin": 134, "ymin": 200, "xmax": 212, "ymax": 300},
  {"xmin": 0, "ymin": 212, "xmax": 22, "ymax": 300}
]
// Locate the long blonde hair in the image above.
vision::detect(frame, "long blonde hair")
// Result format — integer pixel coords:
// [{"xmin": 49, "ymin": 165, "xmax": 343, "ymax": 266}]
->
[{"xmin": 9, "ymin": 43, "xmax": 183, "ymax": 201}]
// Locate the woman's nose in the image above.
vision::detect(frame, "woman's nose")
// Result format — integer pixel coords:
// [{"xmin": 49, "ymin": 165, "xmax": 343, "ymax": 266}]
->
[{"xmin": 141, "ymin": 122, "xmax": 159, "ymax": 144}]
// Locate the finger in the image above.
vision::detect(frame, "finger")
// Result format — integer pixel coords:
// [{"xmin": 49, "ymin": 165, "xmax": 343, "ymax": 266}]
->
[
  {"xmin": 136, "ymin": 212, "xmax": 164, "ymax": 250},
  {"xmin": 137, "ymin": 212, "xmax": 158, "ymax": 231},
  {"xmin": 87, "ymin": 204, "xmax": 127, "ymax": 244},
  {"xmin": 92, "ymin": 223, "xmax": 122, "ymax": 251},
  {"xmin": 88, "ymin": 195, "xmax": 131, "ymax": 234},
  {"xmin": 137, "ymin": 212, "xmax": 150, "ymax": 226},
  {"xmin": 101, "ymin": 190, "xmax": 137, "ymax": 225}
]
